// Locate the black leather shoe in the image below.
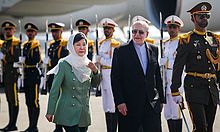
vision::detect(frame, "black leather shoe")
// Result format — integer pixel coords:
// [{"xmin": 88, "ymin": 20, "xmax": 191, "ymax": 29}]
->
[
  {"xmin": 21, "ymin": 127, "xmax": 38, "ymax": 132},
  {"xmin": 0, "ymin": 125, "xmax": 18, "ymax": 131}
]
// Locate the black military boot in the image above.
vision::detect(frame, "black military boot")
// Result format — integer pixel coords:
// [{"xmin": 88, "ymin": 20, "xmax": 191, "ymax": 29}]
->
[
  {"xmin": 30, "ymin": 108, "xmax": 40, "ymax": 132},
  {"xmin": 22, "ymin": 108, "xmax": 39, "ymax": 132},
  {"xmin": 11, "ymin": 105, "xmax": 19, "ymax": 128},
  {"xmin": 0, "ymin": 105, "xmax": 18, "ymax": 131}
]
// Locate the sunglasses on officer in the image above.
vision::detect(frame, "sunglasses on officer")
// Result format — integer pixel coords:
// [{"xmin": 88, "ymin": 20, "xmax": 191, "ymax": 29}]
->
[
  {"xmin": 78, "ymin": 27, "xmax": 88, "ymax": 30},
  {"xmin": 132, "ymin": 29, "xmax": 145, "ymax": 35},
  {"xmin": 196, "ymin": 13, "xmax": 211, "ymax": 19}
]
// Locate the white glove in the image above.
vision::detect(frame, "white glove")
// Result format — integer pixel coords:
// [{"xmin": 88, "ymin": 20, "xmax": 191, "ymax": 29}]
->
[
  {"xmin": 17, "ymin": 77, "xmax": 21, "ymax": 89},
  {"xmin": 19, "ymin": 57, "xmax": 25, "ymax": 63},
  {"xmin": 159, "ymin": 58, "xmax": 166, "ymax": 66},
  {"xmin": 39, "ymin": 76, "xmax": 44, "ymax": 89},
  {"xmin": 0, "ymin": 52, "xmax": 3, "ymax": 60},
  {"xmin": 43, "ymin": 57, "xmax": 50, "ymax": 64},
  {"xmin": 172, "ymin": 95, "xmax": 183, "ymax": 104}
]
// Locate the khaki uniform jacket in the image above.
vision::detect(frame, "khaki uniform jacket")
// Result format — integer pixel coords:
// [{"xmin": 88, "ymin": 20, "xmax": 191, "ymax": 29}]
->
[{"xmin": 47, "ymin": 60, "xmax": 100, "ymax": 127}]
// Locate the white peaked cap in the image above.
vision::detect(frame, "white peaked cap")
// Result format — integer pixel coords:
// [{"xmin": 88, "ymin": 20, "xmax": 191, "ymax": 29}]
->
[
  {"xmin": 164, "ymin": 15, "xmax": 184, "ymax": 27},
  {"xmin": 100, "ymin": 18, "xmax": 118, "ymax": 27},
  {"xmin": 132, "ymin": 15, "xmax": 151, "ymax": 24}
]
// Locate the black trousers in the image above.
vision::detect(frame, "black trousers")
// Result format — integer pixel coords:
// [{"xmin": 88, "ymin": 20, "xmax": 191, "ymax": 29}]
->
[
  {"xmin": 55, "ymin": 125, "xmax": 87, "ymax": 132},
  {"xmin": 24, "ymin": 68, "xmax": 40, "ymax": 129},
  {"xmin": 105, "ymin": 112, "xmax": 118, "ymax": 132},
  {"xmin": 187, "ymin": 99, "xmax": 217, "ymax": 132},
  {"xmin": 3, "ymin": 66, "xmax": 19, "ymax": 127},
  {"xmin": 118, "ymin": 102, "xmax": 162, "ymax": 132},
  {"xmin": 47, "ymin": 74, "xmax": 54, "ymax": 92}
]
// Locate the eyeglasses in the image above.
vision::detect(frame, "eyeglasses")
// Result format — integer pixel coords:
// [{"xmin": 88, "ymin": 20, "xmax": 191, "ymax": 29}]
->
[
  {"xmin": 196, "ymin": 13, "xmax": 211, "ymax": 19},
  {"xmin": 167, "ymin": 24, "xmax": 178, "ymax": 29},
  {"xmin": 132, "ymin": 29, "xmax": 145, "ymax": 35}
]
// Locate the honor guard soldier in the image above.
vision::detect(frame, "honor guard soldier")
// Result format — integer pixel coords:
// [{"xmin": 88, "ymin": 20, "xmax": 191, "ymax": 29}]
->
[
  {"xmin": 160, "ymin": 15, "xmax": 184, "ymax": 132},
  {"xmin": 132, "ymin": 15, "xmax": 155, "ymax": 44},
  {"xmin": 76, "ymin": 19, "xmax": 95, "ymax": 61},
  {"xmin": 20, "ymin": 23, "xmax": 41, "ymax": 132},
  {"xmin": 98, "ymin": 18, "xmax": 120, "ymax": 132},
  {"xmin": 0, "ymin": 20, "xmax": 20, "ymax": 131},
  {"xmin": 170, "ymin": 2, "xmax": 220, "ymax": 132},
  {"xmin": 45, "ymin": 22, "xmax": 69, "ymax": 132}
]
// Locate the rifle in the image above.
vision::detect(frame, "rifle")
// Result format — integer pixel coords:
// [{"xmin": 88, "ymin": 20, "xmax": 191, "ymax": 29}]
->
[
  {"xmin": 41, "ymin": 19, "xmax": 49, "ymax": 95},
  {"xmin": 18, "ymin": 20, "xmax": 25, "ymax": 92},
  {"xmin": 159, "ymin": 12, "xmax": 167, "ymax": 103},
  {"xmin": 95, "ymin": 14, "xmax": 101, "ymax": 97},
  {"xmin": 0, "ymin": 59, "xmax": 2, "ymax": 83},
  {"xmin": 127, "ymin": 14, "xmax": 131, "ymax": 43}
]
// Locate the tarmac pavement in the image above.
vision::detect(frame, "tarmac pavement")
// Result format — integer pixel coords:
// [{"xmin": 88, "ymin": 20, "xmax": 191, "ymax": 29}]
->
[{"xmin": 0, "ymin": 92, "xmax": 219, "ymax": 132}]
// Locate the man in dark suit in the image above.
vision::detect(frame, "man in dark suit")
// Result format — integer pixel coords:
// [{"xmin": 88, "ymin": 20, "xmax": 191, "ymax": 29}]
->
[{"xmin": 111, "ymin": 20, "xmax": 164, "ymax": 132}]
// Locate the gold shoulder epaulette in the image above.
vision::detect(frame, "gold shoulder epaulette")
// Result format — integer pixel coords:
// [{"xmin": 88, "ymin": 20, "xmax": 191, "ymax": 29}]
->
[
  {"xmin": 145, "ymin": 38, "xmax": 155, "ymax": 44},
  {"xmin": 88, "ymin": 39, "xmax": 94, "ymax": 47},
  {"xmin": 179, "ymin": 31, "xmax": 193, "ymax": 44},
  {"xmin": 12, "ymin": 37, "xmax": 20, "ymax": 46},
  {"xmin": 163, "ymin": 39, "xmax": 170, "ymax": 43},
  {"xmin": 22, "ymin": 40, "xmax": 29, "ymax": 47},
  {"xmin": 98, "ymin": 39, "xmax": 105, "ymax": 46},
  {"xmin": 48, "ymin": 40, "xmax": 55, "ymax": 46},
  {"xmin": 110, "ymin": 39, "xmax": 120, "ymax": 48},
  {"xmin": 208, "ymin": 31, "xmax": 220, "ymax": 44},
  {"xmin": 60, "ymin": 39, "xmax": 68, "ymax": 47},
  {"xmin": 31, "ymin": 40, "xmax": 40, "ymax": 49},
  {"xmin": 0, "ymin": 40, "xmax": 4, "ymax": 48}
]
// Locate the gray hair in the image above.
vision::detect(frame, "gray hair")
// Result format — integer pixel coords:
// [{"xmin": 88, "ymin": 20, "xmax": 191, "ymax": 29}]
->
[{"xmin": 132, "ymin": 20, "xmax": 149, "ymax": 32}]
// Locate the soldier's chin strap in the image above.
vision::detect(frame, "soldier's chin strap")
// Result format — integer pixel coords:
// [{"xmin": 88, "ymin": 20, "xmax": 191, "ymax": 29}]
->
[{"xmin": 206, "ymin": 48, "xmax": 220, "ymax": 64}]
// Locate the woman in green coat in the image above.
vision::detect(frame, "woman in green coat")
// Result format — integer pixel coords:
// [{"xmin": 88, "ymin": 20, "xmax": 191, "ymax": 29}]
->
[{"xmin": 46, "ymin": 32, "xmax": 100, "ymax": 132}]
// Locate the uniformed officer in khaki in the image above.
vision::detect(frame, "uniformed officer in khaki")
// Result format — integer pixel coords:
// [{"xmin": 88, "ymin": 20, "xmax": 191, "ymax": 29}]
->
[
  {"xmin": 160, "ymin": 15, "xmax": 184, "ymax": 132},
  {"xmin": 98, "ymin": 18, "xmax": 120, "ymax": 132},
  {"xmin": 0, "ymin": 20, "xmax": 20, "ymax": 131},
  {"xmin": 21, "ymin": 23, "xmax": 42, "ymax": 132},
  {"xmin": 75, "ymin": 19, "xmax": 95, "ymax": 61},
  {"xmin": 45, "ymin": 22, "xmax": 69, "ymax": 132},
  {"xmin": 170, "ymin": 2, "xmax": 220, "ymax": 132}
]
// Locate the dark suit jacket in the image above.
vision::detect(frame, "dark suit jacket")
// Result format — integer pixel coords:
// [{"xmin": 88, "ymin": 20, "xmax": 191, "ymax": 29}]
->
[{"xmin": 111, "ymin": 40, "xmax": 165, "ymax": 119}]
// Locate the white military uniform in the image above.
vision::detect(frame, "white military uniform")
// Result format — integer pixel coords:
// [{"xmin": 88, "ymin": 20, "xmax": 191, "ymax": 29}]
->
[
  {"xmin": 162, "ymin": 15, "xmax": 185, "ymax": 121},
  {"xmin": 99, "ymin": 18, "xmax": 120, "ymax": 113},
  {"xmin": 162, "ymin": 37, "xmax": 185, "ymax": 120}
]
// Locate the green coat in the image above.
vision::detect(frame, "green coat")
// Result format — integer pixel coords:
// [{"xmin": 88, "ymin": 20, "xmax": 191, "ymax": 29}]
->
[{"xmin": 47, "ymin": 60, "xmax": 100, "ymax": 127}]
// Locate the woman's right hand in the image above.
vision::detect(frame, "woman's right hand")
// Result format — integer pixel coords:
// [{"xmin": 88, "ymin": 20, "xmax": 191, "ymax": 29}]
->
[{"xmin": 45, "ymin": 114, "xmax": 53, "ymax": 122}]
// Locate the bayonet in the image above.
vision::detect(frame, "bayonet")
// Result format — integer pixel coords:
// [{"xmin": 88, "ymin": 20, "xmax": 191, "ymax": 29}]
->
[
  {"xmin": 95, "ymin": 14, "xmax": 101, "ymax": 97},
  {"xmin": 70, "ymin": 16, "xmax": 73, "ymax": 35},
  {"xmin": 159, "ymin": 12, "xmax": 167, "ymax": 103}
]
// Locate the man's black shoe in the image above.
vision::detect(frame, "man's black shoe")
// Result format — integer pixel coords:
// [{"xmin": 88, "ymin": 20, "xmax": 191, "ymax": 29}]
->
[
  {"xmin": 0, "ymin": 125, "xmax": 18, "ymax": 131},
  {"xmin": 21, "ymin": 127, "xmax": 38, "ymax": 132}
]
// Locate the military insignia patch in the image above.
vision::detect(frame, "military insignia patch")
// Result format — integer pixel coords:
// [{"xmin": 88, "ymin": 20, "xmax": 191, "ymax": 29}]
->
[
  {"xmin": 201, "ymin": 5, "xmax": 207, "ymax": 11},
  {"xmin": 193, "ymin": 40, "xmax": 199, "ymax": 47}
]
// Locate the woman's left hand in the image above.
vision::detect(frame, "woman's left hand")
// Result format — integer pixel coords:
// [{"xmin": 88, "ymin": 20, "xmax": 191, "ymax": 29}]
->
[{"xmin": 87, "ymin": 62, "xmax": 98, "ymax": 73}]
